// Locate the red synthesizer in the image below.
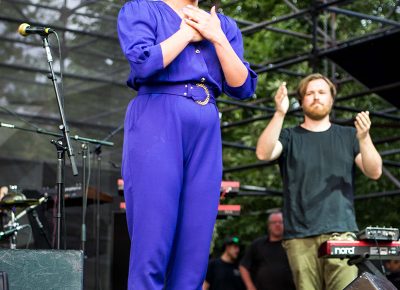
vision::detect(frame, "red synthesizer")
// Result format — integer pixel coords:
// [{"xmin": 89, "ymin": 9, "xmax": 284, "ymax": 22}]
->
[{"xmin": 318, "ymin": 240, "xmax": 400, "ymax": 259}]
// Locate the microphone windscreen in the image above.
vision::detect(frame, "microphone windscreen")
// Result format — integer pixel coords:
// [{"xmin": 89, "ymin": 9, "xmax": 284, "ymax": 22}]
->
[{"xmin": 18, "ymin": 23, "xmax": 30, "ymax": 36}]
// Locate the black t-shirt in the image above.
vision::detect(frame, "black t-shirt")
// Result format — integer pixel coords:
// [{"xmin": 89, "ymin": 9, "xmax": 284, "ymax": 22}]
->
[
  {"xmin": 205, "ymin": 258, "xmax": 245, "ymax": 290},
  {"xmin": 386, "ymin": 272, "xmax": 400, "ymax": 289},
  {"xmin": 278, "ymin": 124, "xmax": 360, "ymax": 239},
  {"xmin": 240, "ymin": 236, "xmax": 295, "ymax": 290}
]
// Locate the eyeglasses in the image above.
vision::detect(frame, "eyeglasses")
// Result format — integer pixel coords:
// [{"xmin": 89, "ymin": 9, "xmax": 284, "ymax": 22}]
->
[{"xmin": 269, "ymin": 221, "xmax": 283, "ymax": 225}]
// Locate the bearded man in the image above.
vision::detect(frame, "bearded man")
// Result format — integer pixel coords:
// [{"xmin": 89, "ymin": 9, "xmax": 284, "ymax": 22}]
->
[{"xmin": 255, "ymin": 73, "xmax": 382, "ymax": 290}]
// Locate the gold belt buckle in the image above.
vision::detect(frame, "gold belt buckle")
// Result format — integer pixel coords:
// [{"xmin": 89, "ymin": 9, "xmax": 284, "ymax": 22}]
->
[{"xmin": 195, "ymin": 83, "xmax": 210, "ymax": 106}]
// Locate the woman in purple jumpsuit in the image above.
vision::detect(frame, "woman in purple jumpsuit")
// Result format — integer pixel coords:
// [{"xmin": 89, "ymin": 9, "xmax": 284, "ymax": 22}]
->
[{"xmin": 117, "ymin": 0, "xmax": 257, "ymax": 289}]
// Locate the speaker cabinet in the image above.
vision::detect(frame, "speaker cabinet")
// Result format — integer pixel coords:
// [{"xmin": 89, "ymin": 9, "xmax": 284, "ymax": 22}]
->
[
  {"xmin": 0, "ymin": 249, "xmax": 83, "ymax": 290},
  {"xmin": 344, "ymin": 272, "xmax": 397, "ymax": 290}
]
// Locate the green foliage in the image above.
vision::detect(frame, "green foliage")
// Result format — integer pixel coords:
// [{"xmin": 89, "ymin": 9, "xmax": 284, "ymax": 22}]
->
[
  {"xmin": 0, "ymin": 0, "xmax": 399, "ymax": 256},
  {"xmin": 210, "ymin": 0, "xmax": 400, "ymax": 253}
]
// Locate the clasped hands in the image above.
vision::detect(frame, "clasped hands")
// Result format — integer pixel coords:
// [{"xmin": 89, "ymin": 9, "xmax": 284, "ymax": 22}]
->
[{"xmin": 180, "ymin": 5, "xmax": 224, "ymax": 43}]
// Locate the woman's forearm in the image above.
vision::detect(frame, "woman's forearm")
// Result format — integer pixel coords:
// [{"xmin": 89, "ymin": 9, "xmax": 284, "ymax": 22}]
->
[
  {"xmin": 160, "ymin": 29, "xmax": 192, "ymax": 68},
  {"xmin": 213, "ymin": 34, "xmax": 248, "ymax": 87}
]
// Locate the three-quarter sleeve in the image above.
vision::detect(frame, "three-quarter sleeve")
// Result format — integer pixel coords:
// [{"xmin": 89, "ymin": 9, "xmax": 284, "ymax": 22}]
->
[
  {"xmin": 117, "ymin": 1, "xmax": 164, "ymax": 89},
  {"xmin": 222, "ymin": 17, "xmax": 257, "ymax": 100}
]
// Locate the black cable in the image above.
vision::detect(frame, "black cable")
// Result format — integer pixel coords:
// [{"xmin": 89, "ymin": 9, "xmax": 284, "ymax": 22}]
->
[
  {"xmin": 373, "ymin": 235, "xmax": 386, "ymax": 274},
  {"xmin": 95, "ymin": 153, "xmax": 102, "ymax": 290},
  {"xmin": 0, "ymin": 105, "xmax": 42, "ymax": 130},
  {"xmin": 53, "ymin": 31, "xmax": 64, "ymax": 106},
  {"xmin": 31, "ymin": 209, "xmax": 52, "ymax": 248}
]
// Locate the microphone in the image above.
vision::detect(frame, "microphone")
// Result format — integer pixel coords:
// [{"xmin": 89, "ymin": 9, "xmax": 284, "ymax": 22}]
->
[
  {"xmin": 18, "ymin": 23, "xmax": 54, "ymax": 37},
  {"xmin": 0, "ymin": 225, "xmax": 29, "ymax": 240}
]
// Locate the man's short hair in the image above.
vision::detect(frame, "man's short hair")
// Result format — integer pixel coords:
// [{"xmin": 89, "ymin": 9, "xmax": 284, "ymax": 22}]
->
[
  {"xmin": 267, "ymin": 210, "xmax": 282, "ymax": 223},
  {"xmin": 297, "ymin": 73, "xmax": 337, "ymax": 105}
]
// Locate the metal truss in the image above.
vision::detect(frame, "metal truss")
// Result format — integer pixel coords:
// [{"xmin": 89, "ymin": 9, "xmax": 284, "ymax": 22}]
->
[
  {"xmin": 216, "ymin": 0, "xmax": 400, "ymax": 196},
  {"xmin": 1, "ymin": 0, "xmax": 399, "ymax": 197}
]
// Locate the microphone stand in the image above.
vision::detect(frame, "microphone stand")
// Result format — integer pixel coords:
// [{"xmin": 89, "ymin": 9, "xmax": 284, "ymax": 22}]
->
[
  {"xmin": 94, "ymin": 146, "xmax": 102, "ymax": 290},
  {"xmin": 0, "ymin": 120, "xmax": 114, "ymax": 251},
  {"xmin": 7, "ymin": 195, "xmax": 52, "ymax": 249},
  {"xmin": 0, "ymin": 121, "xmax": 114, "ymax": 147},
  {"xmin": 42, "ymin": 34, "xmax": 78, "ymax": 250},
  {"xmin": 92, "ymin": 123, "xmax": 123, "ymax": 290},
  {"xmin": 9, "ymin": 211, "xmax": 17, "ymax": 249},
  {"xmin": 81, "ymin": 143, "xmax": 88, "ymax": 255}
]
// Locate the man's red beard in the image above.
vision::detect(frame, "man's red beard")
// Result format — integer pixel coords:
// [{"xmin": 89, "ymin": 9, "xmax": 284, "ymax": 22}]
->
[{"xmin": 303, "ymin": 102, "xmax": 332, "ymax": 120}]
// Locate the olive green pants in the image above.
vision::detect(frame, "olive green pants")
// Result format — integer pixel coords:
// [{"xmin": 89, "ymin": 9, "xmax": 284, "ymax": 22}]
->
[{"xmin": 282, "ymin": 233, "xmax": 358, "ymax": 290}]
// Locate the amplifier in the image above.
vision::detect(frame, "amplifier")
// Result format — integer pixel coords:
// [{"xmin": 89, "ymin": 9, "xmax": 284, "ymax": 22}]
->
[
  {"xmin": 357, "ymin": 227, "xmax": 399, "ymax": 241},
  {"xmin": 0, "ymin": 249, "xmax": 83, "ymax": 290},
  {"xmin": 344, "ymin": 271, "xmax": 397, "ymax": 290}
]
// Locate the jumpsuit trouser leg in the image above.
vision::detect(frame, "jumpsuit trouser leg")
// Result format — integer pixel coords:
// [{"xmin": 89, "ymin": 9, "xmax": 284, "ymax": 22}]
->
[{"xmin": 122, "ymin": 94, "xmax": 222, "ymax": 290}]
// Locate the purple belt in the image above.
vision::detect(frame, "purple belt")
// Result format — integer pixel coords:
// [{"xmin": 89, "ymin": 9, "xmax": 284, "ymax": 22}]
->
[{"xmin": 138, "ymin": 83, "xmax": 218, "ymax": 105}]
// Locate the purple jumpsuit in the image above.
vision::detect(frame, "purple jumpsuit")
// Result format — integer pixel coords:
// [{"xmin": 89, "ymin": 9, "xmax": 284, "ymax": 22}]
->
[{"xmin": 117, "ymin": 1, "xmax": 257, "ymax": 289}]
